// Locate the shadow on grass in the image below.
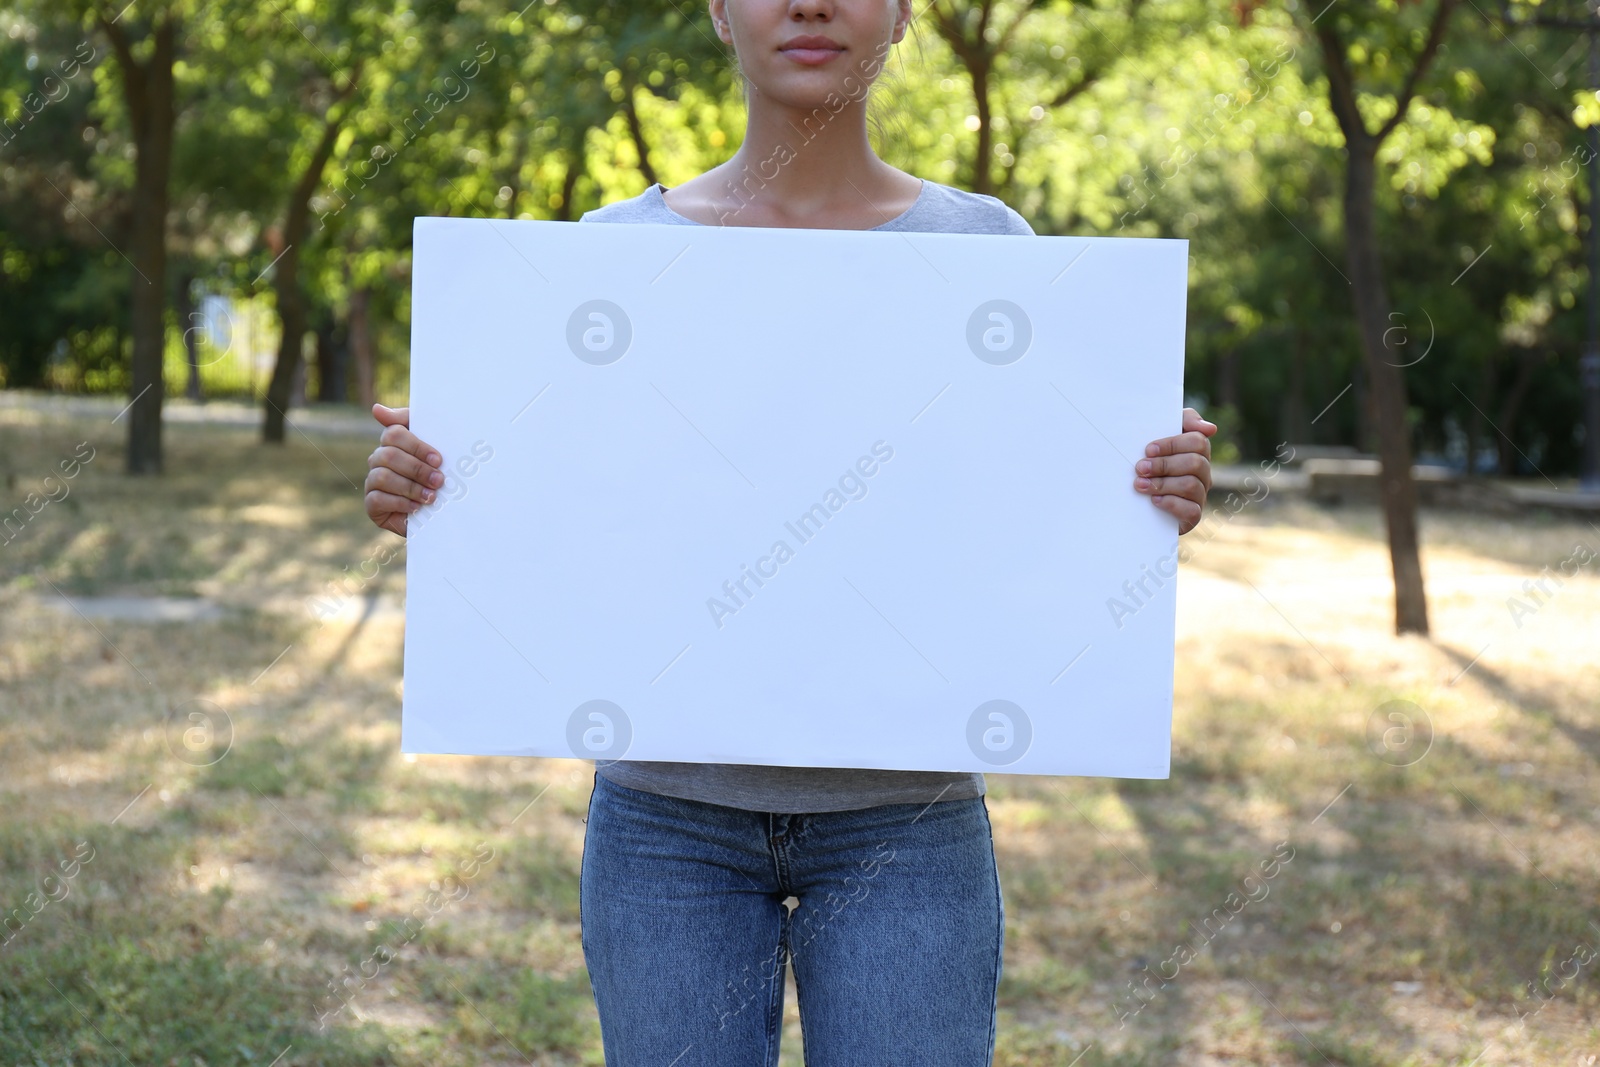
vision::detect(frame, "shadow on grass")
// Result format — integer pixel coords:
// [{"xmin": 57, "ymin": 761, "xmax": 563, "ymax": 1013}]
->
[
  {"xmin": 1437, "ymin": 640, "xmax": 1600, "ymax": 769},
  {"xmin": 1082, "ymin": 675, "xmax": 1599, "ymax": 1065}
]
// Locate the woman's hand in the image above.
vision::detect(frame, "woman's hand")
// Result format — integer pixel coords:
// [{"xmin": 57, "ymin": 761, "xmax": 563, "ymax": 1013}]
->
[
  {"xmin": 364, "ymin": 404, "xmax": 444, "ymax": 538},
  {"xmin": 1136, "ymin": 407, "xmax": 1217, "ymax": 535}
]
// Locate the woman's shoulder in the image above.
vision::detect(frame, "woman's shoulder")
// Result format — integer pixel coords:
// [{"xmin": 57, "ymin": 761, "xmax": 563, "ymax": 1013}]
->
[
  {"xmin": 578, "ymin": 184, "xmax": 686, "ymax": 225},
  {"xmin": 908, "ymin": 179, "xmax": 1035, "ymax": 236}
]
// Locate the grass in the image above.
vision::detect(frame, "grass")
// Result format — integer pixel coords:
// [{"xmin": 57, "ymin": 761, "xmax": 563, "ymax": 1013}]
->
[{"xmin": 1, "ymin": 396, "xmax": 1597, "ymax": 1065}]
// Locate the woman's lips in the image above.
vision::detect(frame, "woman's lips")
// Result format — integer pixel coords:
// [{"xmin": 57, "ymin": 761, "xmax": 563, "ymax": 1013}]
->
[{"xmin": 781, "ymin": 46, "xmax": 845, "ymax": 65}]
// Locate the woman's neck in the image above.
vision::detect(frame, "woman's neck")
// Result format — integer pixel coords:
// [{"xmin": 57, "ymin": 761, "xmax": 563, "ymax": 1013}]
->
[{"xmin": 667, "ymin": 92, "xmax": 920, "ymax": 229}]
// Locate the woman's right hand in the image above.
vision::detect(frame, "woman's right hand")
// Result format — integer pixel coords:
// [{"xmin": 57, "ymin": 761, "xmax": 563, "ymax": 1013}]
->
[{"xmin": 364, "ymin": 403, "xmax": 444, "ymax": 538}]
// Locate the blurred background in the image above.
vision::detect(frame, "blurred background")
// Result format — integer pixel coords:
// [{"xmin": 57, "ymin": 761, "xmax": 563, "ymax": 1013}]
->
[{"xmin": 1, "ymin": 0, "xmax": 1597, "ymax": 1064}]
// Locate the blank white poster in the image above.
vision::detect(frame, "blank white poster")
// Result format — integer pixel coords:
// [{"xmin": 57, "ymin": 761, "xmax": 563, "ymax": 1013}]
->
[{"xmin": 401, "ymin": 215, "xmax": 1188, "ymax": 778}]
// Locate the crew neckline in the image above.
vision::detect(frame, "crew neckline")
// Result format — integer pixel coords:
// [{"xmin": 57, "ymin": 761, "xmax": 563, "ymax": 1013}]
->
[{"xmin": 650, "ymin": 178, "xmax": 929, "ymax": 231}]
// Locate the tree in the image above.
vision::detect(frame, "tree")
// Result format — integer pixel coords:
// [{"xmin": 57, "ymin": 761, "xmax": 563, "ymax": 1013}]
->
[
  {"xmin": 261, "ymin": 62, "xmax": 361, "ymax": 444},
  {"xmin": 1303, "ymin": 0, "xmax": 1459, "ymax": 635},
  {"xmin": 93, "ymin": 0, "xmax": 177, "ymax": 473},
  {"xmin": 926, "ymin": 0, "xmax": 1146, "ymax": 199}
]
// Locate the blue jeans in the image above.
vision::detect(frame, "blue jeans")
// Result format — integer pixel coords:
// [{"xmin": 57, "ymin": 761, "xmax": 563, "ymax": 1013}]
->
[{"xmin": 579, "ymin": 772, "xmax": 1005, "ymax": 1066}]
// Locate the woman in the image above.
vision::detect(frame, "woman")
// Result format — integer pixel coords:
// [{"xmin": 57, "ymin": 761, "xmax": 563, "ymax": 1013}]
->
[{"xmin": 365, "ymin": 1, "xmax": 1215, "ymax": 1062}]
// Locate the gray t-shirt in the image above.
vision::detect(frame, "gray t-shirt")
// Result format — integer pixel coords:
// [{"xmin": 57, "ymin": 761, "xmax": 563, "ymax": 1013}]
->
[{"xmin": 578, "ymin": 177, "xmax": 1036, "ymax": 813}]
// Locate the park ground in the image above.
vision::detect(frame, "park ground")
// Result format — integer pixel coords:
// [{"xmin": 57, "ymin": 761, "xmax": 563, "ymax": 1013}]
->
[{"xmin": 0, "ymin": 396, "xmax": 1596, "ymax": 1066}]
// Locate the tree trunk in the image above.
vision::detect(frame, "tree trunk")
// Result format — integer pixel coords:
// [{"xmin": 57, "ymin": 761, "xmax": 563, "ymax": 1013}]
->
[
  {"xmin": 1218, "ymin": 347, "xmax": 1240, "ymax": 415},
  {"xmin": 176, "ymin": 270, "xmax": 203, "ymax": 401},
  {"xmin": 314, "ymin": 310, "xmax": 347, "ymax": 403},
  {"xmin": 555, "ymin": 144, "xmax": 583, "ymax": 222},
  {"xmin": 969, "ymin": 60, "xmax": 993, "ymax": 197},
  {"xmin": 1285, "ymin": 325, "xmax": 1309, "ymax": 445},
  {"xmin": 263, "ymin": 68, "xmax": 359, "ymax": 443},
  {"xmin": 1493, "ymin": 349, "xmax": 1540, "ymax": 476},
  {"xmin": 503, "ymin": 122, "xmax": 528, "ymax": 219},
  {"xmin": 349, "ymin": 284, "xmax": 375, "ymax": 409},
  {"xmin": 927, "ymin": 4, "xmax": 998, "ymax": 198},
  {"xmin": 1343, "ymin": 148, "xmax": 1429, "ymax": 634},
  {"xmin": 1313, "ymin": 3, "xmax": 1454, "ymax": 635},
  {"xmin": 290, "ymin": 342, "xmax": 308, "ymax": 408},
  {"xmin": 1464, "ymin": 368, "xmax": 1484, "ymax": 477},
  {"xmin": 1353, "ymin": 359, "xmax": 1376, "ymax": 454},
  {"xmin": 620, "ymin": 80, "xmax": 658, "ymax": 188},
  {"xmin": 265, "ymin": 245, "xmax": 308, "ymax": 440},
  {"xmin": 314, "ymin": 315, "xmax": 333, "ymax": 403},
  {"xmin": 101, "ymin": 13, "xmax": 178, "ymax": 474}
]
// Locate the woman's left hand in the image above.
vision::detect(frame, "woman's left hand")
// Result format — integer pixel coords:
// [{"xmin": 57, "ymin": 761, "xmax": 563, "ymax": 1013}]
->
[{"xmin": 1135, "ymin": 407, "xmax": 1217, "ymax": 535}]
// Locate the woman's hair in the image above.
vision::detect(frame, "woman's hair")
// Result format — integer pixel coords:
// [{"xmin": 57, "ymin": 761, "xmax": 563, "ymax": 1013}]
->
[{"xmin": 722, "ymin": 9, "xmax": 925, "ymax": 169}]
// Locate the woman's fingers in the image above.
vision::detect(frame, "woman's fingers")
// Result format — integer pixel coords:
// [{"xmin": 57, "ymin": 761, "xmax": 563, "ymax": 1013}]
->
[
  {"xmin": 372, "ymin": 403, "xmax": 410, "ymax": 428},
  {"xmin": 1151, "ymin": 493, "xmax": 1202, "ymax": 534},
  {"xmin": 375, "ymin": 514, "xmax": 409, "ymax": 538},
  {"xmin": 1134, "ymin": 451, "xmax": 1212, "ymax": 491},
  {"xmin": 366, "ymin": 404, "xmax": 432, "ymax": 540},
  {"xmin": 378, "ymin": 421, "xmax": 442, "ymax": 466},
  {"xmin": 1181, "ymin": 407, "xmax": 1217, "ymax": 437},
  {"xmin": 364, "ymin": 481, "xmax": 417, "ymax": 540},
  {"xmin": 1138, "ymin": 413, "xmax": 1213, "ymax": 537},
  {"xmin": 368, "ymin": 443, "xmax": 444, "ymax": 489},
  {"xmin": 1144, "ymin": 429, "xmax": 1212, "ymax": 461},
  {"xmin": 365, "ymin": 487, "xmax": 418, "ymax": 519},
  {"xmin": 365, "ymin": 499, "xmax": 410, "ymax": 538},
  {"xmin": 1136, "ymin": 473, "xmax": 1206, "ymax": 501},
  {"xmin": 364, "ymin": 466, "xmax": 436, "ymax": 506}
]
